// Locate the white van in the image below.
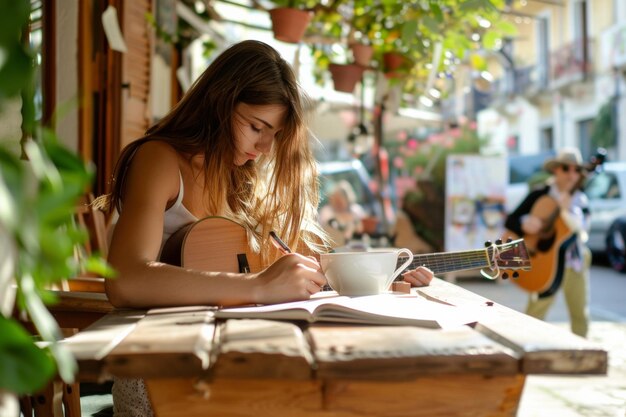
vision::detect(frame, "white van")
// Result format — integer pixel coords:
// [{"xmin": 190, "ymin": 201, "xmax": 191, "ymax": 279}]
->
[{"xmin": 584, "ymin": 162, "xmax": 626, "ymax": 258}]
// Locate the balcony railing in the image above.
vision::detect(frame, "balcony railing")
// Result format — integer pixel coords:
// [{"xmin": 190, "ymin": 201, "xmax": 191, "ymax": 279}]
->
[
  {"xmin": 490, "ymin": 65, "xmax": 542, "ymax": 103},
  {"xmin": 550, "ymin": 38, "xmax": 594, "ymax": 89}
]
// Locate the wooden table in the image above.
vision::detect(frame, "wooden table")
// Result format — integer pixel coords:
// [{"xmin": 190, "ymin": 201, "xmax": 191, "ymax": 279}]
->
[{"xmin": 62, "ymin": 279, "xmax": 607, "ymax": 417}]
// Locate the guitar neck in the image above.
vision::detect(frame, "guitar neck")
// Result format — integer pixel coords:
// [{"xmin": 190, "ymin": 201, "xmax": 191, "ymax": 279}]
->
[{"xmin": 401, "ymin": 248, "xmax": 491, "ymax": 275}]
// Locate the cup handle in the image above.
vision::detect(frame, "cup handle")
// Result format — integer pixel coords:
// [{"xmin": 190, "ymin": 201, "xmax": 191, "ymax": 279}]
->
[{"xmin": 385, "ymin": 248, "xmax": 414, "ymax": 289}]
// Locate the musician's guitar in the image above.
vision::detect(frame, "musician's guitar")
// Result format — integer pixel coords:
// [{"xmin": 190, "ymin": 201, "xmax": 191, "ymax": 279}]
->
[
  {"xmin": 161, "ymin": 216, "xmax": 531, "ymax": 281},
  {"xmin": 506, "ymin": 195, "xmax": 576, "ymax": 297}
]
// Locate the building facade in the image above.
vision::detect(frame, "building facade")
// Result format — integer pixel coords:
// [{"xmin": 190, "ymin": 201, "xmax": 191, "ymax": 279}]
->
[{"xmin": 475, "ymin": 0, "xmax": 626, "ymax": 162}]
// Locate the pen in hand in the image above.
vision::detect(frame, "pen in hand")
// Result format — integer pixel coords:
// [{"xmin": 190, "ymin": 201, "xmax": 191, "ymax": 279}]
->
[
  {"xmin": 270, "ymin": 231, "xmax": 332, "ymax": 292},
  {"xmin": 269, "ymin": 231, "xmax": 292, "ymax": 254}
]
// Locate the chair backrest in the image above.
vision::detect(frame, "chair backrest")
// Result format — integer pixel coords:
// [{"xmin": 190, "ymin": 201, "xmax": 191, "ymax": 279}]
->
[
  {"xmin": 66, "ymin": 193, "xmax": 110, "ymax": 293},
  {"xmin": 75, "ymin": 193, "xmax": 109, "ymax": 259}
]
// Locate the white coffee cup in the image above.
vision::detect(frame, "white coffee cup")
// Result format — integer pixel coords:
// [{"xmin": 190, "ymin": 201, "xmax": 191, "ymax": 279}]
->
[{"xmin": 320, "ymin": 248, "xmax": 414, "ymax": 296}]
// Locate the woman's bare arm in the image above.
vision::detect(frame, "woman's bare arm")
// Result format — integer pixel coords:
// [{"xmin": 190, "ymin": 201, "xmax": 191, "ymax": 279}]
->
[{"xmin": 105, "ymin": 141, "xmax": 326, "ymax": 308}]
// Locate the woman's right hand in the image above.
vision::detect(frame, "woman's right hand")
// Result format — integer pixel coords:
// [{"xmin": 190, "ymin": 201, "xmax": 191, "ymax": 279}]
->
[
  {"xmin": 521, "ymin": 215, "xmax": 543, "ymax": 235},
  {"xmin": 251, "ymin": 253, "xmax": 327, "ymax": 304}
]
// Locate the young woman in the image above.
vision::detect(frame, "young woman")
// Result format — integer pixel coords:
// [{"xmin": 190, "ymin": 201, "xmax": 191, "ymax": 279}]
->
[
  {"xmin": 104, "ymin": 40, "xmax": 432, "ymax": 311},
  {"xmin": 101, "ymin": 40, "xmax": 433, "ymax": 416}
]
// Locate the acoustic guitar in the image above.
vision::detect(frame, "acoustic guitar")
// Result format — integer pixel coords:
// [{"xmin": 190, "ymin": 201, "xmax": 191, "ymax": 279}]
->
[
  {"xmin": 505, "ymin": 195, "xmax": 576, "ymax": 297},
  {"xmin": 161, "ymin": 216, "xmax": 531, "ymax": 281}
]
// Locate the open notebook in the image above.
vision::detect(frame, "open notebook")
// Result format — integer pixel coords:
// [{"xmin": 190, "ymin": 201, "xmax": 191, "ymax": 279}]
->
[{"xmin": 215, "ymin": 292, "xmax": 483, "ymax": 329}]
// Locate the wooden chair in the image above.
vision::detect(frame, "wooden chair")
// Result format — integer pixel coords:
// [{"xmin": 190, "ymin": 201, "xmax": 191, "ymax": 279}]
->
[{"xmin": 20, "ymin": 193, "xmax": 114, "ymax": 417}]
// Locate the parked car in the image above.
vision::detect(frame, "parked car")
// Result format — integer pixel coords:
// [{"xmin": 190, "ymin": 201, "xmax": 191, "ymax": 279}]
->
[
  {"xmin": 584, "ymin": 162, "xmax": 626, "ymax": 272},
  {"xmin": 605, "ymin": 216, "xmax": 626, "ymax": 273}
]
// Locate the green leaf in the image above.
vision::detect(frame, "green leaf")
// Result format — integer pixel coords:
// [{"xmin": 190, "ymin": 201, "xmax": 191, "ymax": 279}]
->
[
  {"xmin": 459, "ymin": 0, "xmax": 486, "ymax": 12},
  {"xmin": 0, "ymin": 316, "xmax": 56, "ymax": 395},
  {"xmin": 0, "ymin": 172, "xmax": 18, "ymax": 228},
  {"xmin": 422, "ymin": 16, "xmax": 440, "ymax": 35},
  {"xmin": 0, "ymin": 45, "xmax": 32, "ymax": 98},
  {"xmin": 20, "ymin": 274, "xmax": 63, "ymax": 342},
  {"xmin": 460, "ymin": 0, "xmax": 498, "ymax": 13},
  {"xmin": 24, "ymin": 140, "xmax": 63, "ymax": 190},
  {"xmin": 0, "ymin": 0, "xmax": 30, "ymax": 43},
  {"xmin": 401, "ymin": 20, "xmax": 418, "ymax": 45},
  {"xmin": 85, "ymin": 256, "xmax": 117, "ymax": 278},
  {"xmin": 493, "ymin": 20, "xmax": 518, "ymax": 37},
  {"xmin": 430, "ymin": 3, "xmax": 444, "ymax": 23},
  {"xmin": 482, "ymin": 30, "xmax": 501, "ymax": 50}
]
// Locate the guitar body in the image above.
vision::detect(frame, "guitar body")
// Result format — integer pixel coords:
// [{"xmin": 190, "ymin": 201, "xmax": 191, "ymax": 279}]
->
[
  {"xmin": 160, "ymin": 216, "xmax": 262, "ymax": 273},
  {"xmin": 507, "ymin": 195, "xmax": 576, "ymax": 296}
]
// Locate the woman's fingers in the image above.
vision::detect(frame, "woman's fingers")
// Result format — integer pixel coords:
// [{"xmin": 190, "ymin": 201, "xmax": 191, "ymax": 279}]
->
[
  {"xmin": 282, "ymin": 253, "xmax": 326, "ymax": 287},
  {"xmin": 402, "ymin": 266, "xmax": 433, "ymax": 287}
]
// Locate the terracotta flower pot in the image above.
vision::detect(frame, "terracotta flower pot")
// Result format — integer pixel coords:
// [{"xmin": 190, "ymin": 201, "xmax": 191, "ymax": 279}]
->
[
  {"xmin": 350, "ymin": 43, "xmax": 374, "ymax": 67},
  {"xmin": 329, "ymin": 64, "xmax": 365, "ymax": 93},
  {"xmin": 269, "ymin": 7, "xmax": 312, "ymax": 44},
  {"xmin": 383, "ymin": 52, "xmax": 406, "ymax": 78}
]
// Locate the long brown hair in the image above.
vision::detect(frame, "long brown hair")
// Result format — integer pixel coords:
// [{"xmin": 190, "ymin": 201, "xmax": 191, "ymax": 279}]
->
[{"xmin": 104, "ymin": 40, "xmax": 327, "ymax": 263}]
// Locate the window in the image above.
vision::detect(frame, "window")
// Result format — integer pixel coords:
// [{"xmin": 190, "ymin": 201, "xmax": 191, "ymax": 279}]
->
[
  {"xmin": 536, "ymin": 16, "xmax": 550, "ymax": 88},
  {"xmin": 573, "ymin": 0, "xmax": 588, "ymax": 41},
  {"xmin": 573, "ymin": 0, "xmax": 589, "ymax": 73},
  {"xmin": 540, "ymin": 126, "xmax": 553, "ymax": 151},
  {"xmin": 27, "ymin": 0, "xmax": 54, "ymax": 127},
  {"xmin": 577, "ymin": 118, "xmax": 594, "ymax": 161},
  {"xmin": 585, "ymin": 172, "xmax": 621, "ymax": 200}
]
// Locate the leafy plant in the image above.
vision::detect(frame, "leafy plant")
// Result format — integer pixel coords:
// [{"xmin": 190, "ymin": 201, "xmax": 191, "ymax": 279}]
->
[
  {"xmin": 146, "ymin": 0, "xmax": 217, "ymax": 60},
  {"xmin": 590, "ymin": 99, "xmax": 617, "ymax": 150},
  {"xmin": 270, "ymin": 0, "xmax": 515, "ymax": 100},
  {"xmin": 0, "ymin": 0, "xmax": 112, "ymax": 400},
  {"xmin": 172, "ymin": 0, "xmax": 514, "ymax": 100}
]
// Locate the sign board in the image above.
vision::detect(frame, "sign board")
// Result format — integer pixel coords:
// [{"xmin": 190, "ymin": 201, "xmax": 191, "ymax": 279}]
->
[{"xmin": 445, "ymin": 155, "xmax": 508, "ymax": 253}]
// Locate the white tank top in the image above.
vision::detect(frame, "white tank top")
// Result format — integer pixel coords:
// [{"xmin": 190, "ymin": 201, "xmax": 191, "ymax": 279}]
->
[{"xmin": 161, "ymin": 172, "xmax": 198, "ymax": 244}]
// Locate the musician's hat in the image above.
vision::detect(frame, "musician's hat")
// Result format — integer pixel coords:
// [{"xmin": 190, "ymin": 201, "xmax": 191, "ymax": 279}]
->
[{"xmin": 543, "ymin": 147, "xmax": 584, "ymax": 173}]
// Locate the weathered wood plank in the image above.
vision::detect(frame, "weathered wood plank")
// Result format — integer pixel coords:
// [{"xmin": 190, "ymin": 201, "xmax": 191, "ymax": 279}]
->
[
  {"xmin": 211, "ymin": 319, "xmax": 313, "ymax": 379},
  {"xmin": 322, "ymin": 374, "xmax": 525, "ymax": 417},
  {"xmin": 145, "ymin": 375, "xmax": 525, "ymax": 417},
  {"xmin": 146, "ymin": 378, "xmax": 324, "ymax": 417},
  {"xmin": 417, "ymin": 278, "xmax": 608, "ymax": 374},
  {"xmin": 60, "ymin": 309, "xmax": 145, "ymax": 380},
  {"xmin": 309, "ymin": 325, "xmax": 519, "ymax": 380},
  {"xmin": 52, "ymin": 291, "xmax": 112, "ymax": 313},
  {"xmin": 105, "ymin": 306, "xmax": 216, "ymax": 378},
  {"xmin": 49, "ymin": 291, "xmax": 113, "ymax": 329}
]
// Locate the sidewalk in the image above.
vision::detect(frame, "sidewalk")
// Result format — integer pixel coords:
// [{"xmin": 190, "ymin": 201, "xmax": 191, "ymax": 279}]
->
[{"xmin": 456, "ymin": 279, "xmax": 626, "ymax": 417}]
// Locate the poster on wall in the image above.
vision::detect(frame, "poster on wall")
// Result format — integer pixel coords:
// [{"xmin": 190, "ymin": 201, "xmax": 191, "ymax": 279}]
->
[{"xmin": 445, "ymin": 155, "xmax": 508, "ymax": 253}]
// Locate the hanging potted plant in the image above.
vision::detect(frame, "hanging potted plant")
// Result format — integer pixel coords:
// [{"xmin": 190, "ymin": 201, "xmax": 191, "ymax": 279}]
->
[
  {"xmin": 329, "ymin": 63, "xmax": 365, "ymax": 93},
  {"xmin": 268, "ymin": 1, "xmax": 313, "ymax": 44},
  {"xmin": 322, "ymin": 42, "xmax": 367, "ymax": 94},
  {"xmin": 350, "ymin": 42, "xmax": 374, "ymax": 67},
  {"xmin": 348, "ymin": 0, "xmax": 377, "ymax": 68},
  {"xmin": 383, "ymin": 51, "xmax": 409, "ymax": 78}
]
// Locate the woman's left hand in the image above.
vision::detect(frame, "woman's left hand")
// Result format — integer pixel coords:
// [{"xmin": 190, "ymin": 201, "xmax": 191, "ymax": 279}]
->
[{"xmin": 401, "ymin": 266, "xmax": 434, "ymax": 287}]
